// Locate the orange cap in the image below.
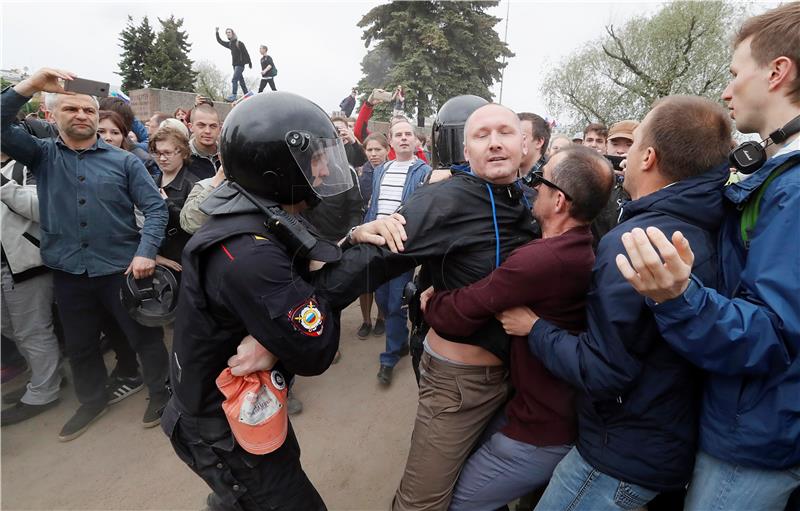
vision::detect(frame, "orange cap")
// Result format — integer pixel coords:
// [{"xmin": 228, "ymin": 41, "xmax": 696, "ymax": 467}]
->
[{"xmin": 216, "ymin": 368, "xmax": 288, "ymax": 455}]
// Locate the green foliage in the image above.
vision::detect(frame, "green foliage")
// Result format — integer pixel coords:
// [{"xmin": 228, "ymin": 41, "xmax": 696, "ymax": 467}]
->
[
  {"xmin": 542, "ymin": 1, "xmax": 747, "ymax": 133},
  {"xmin": 117, "ymin": 15, "xmax": 195, "ymax": 92},
  {"xmin": 116, "ymin": 16, "xmax": 155, "ymax": 91},
  {"xmin": 193, "ymin": 60, "xmax": 228, "ymax": 101},
  {"xmin": 145, "ymin": 15, "xmax": 196, "ymax": 91},
  {"xmin": 357, "ymin": 1, "xmax": 512, "ymax": 126},
  {"xmin": 193, "ymin": 60, "xmax": 259, "ymax": 100}
]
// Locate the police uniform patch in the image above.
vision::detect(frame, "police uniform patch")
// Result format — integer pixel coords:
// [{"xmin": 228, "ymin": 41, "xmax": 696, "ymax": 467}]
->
[{"xmin": 288, "ymin": 299, "xmax": 324, "ymax": 336}]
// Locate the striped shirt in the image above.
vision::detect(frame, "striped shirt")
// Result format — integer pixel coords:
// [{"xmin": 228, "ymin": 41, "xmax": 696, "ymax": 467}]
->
[{"xmin": 377, "ymin": 159, "xmax": 414, "ymax": 217}]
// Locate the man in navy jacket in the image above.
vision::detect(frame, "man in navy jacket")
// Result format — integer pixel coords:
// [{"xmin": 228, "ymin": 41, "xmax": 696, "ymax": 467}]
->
[
  {"xmin": 498, "ymin": 95, "xmax": 732, "ymax": 510},
  {"xmin": 617, "ymin": 4, "xmax": 800, "ymax": 510}
]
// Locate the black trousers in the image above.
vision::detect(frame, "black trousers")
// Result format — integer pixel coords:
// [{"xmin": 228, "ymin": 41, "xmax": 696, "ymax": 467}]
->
[
  {"xmin": 258, "ymin": 78, "xmax": 277, "ymax": 92},
  {"xmin": 162, "ymin": 400, "xmax": 326, "ymax": 511},
  {"xmin": 52, "ymin": 270, "xmax": 168, "ymax": 406}
]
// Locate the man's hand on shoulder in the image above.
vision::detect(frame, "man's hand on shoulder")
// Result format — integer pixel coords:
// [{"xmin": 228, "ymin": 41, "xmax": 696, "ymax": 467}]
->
[
  {"xmin": 125, "ymin": 256, "xmax": 156, "ymax": 279},
  {"xmin": 15, "ymin": 68, "xmax": 75, "ymax": 98},
  {"xmin": 351, "ymin": 213, "xmax": 407, "ymax": 253},
  {"xmin": 428, "ymin": 169, "xmax": 452, "ymax": 184},
  {"xmin": 615, "ymin": 226, "xmax": 694, "ymax": 304}
]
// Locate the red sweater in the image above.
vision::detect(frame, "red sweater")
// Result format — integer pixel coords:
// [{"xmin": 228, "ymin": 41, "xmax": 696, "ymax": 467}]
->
[
  {"xmin": 424, "ymin": 225, "xmax": 594, "ymax": 446},
  {"xmin": 354, "ymin": 102, "xmax": 428, "ymax": 163}
]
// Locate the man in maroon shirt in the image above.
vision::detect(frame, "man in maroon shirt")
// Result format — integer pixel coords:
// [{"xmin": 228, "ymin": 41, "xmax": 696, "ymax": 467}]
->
[{"xmin": 423, "ymin": 145, "xmax": 614, "ymax": 510}]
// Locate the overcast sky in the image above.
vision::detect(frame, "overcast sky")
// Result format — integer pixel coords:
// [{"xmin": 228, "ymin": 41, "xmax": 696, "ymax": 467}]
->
[{"xmin": 0, "ymin": 1, "xmax": 775, "ymax": 130}]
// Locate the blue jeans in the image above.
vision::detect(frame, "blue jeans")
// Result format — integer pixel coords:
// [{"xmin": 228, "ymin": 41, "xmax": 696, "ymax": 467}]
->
[
  {"xmin": 535, "ymin": 447, "xmax": 658, "ymax": 511},
  {"xmin": 231, "ymin": 65, "xmax": 247, "ymax": 96},
  {"xmin": 684, "ymin": 451, "xmax": 800, "ymax": 511},
  {"xmin": 450, "ymin": 428, "xmax": 571, "ymax": 511},
  {"xmin": 374, "ymin": 271, "xmax": 412, "ymax": 367}
]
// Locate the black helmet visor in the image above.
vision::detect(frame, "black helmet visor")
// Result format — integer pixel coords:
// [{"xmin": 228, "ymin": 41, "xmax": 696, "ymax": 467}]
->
[{"xmin": 286, "ymin": 132, "xmax": 353, "ymax": 197}]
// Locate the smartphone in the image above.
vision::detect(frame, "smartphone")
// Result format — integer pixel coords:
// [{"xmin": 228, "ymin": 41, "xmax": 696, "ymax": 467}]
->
[{"xmin": 63, "ymin": 77, "xmax": 110, "ymax": 98}]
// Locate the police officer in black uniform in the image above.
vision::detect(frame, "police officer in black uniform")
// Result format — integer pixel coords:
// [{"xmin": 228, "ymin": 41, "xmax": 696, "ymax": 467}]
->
[{"xmin": 161, "ymin": 92, "xmax": 353, "ymax": 511}]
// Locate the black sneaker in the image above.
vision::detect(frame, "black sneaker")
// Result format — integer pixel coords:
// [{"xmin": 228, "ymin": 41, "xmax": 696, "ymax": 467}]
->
[
  {"xmin": 372, "ymin": 319, "xmax": 386, "ymax": 336},
  {"xmin": 142, "ymin": 391, "xmax": 169, "ymax": 428},
  {"xmin": 377, "ymin": 365, "xmax": 393, "ymax": 386},
  {"xmin": 287, "ymin": 389, "xmax": 303, "ymax": 416},
  {"xmin": 107, "ymin": 375, "xmax": 144, "ymax": 404},
  {"xmin": 58, "ymin": 403, "xmax": 108, "ymax": 442},
  {"xmin": 356, "ymin": 322, "xmax": 372, "ymax": 340},
  {"xmin": 1, "ymin": 399, "xmax": 59, "ymax": 426}
]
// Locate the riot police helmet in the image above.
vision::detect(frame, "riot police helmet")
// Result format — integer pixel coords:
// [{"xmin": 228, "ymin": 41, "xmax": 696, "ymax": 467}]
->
[
  {"xmin": 120, "ymin": 265, "xmax": 179, "ymax": 327},
  {"xmin": 221, "ymin": 92, "xmax": 353, "ymax": 205},
  {"xmin": 431, "ymin": 95, "xmax": 489, "ymax": 168}
]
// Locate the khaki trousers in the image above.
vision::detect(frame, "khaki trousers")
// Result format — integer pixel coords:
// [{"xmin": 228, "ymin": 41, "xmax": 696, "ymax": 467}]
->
[{"xmin": 393, "ymin": 351, "xmax": 509, "ymax": 511}]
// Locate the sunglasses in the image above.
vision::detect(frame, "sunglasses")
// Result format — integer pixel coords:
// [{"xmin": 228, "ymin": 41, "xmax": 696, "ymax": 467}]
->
[{"xmin": 529, "ymin": 171, "xmax": 573, "ymax": 201}]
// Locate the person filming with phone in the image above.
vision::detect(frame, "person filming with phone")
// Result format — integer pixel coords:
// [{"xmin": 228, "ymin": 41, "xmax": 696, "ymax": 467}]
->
[{"xmin": 0, "ymin": 68, "xmax": 170, "ymax": 442}]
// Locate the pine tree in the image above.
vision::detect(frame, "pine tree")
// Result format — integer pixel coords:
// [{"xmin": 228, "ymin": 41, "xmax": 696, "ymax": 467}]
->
[
  {"xmin": 116, "ymin": 16, "xmax": 154, "ymax": 91},
  {"xmin": 357, "ymin": 1, "xmax": 512, "ymax": 126},
  {"xmin": 145, "ymin": 15, "xmax": 196, "ymax": 91}
]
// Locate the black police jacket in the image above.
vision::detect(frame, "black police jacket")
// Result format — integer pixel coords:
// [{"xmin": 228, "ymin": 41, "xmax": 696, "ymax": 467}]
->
[
  {"xmin": 314, "ymin": 171, "xmax": 534, "ymax": 364},
  {"xmin": 170, "ymin": 212, "xmax": 340, "ymax": 417}
]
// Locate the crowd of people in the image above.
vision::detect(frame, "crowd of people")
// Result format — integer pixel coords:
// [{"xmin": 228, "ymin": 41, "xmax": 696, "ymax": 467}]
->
[{"xmin": 1, "ymin": 4, "xmax": 799, "ymax": 511}]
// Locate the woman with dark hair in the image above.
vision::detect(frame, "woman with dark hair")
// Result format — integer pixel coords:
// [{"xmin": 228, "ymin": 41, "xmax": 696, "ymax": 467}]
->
[
  {"xmin": 148, "ymin": 127, "xmax": 200, "ymax": 271},
  {"xmin": 98, "ymin": 110, "xmax": 160, "ymax": 182},
  {"xmin": 173, "ymin": 108, "xmax": 190, "ymax": 129}
]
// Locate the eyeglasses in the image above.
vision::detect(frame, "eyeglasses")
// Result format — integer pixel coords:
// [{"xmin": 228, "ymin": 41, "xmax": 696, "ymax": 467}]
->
[
  {"xmin": 150, "ymin": 150, "xmax": 180, "ymax": 160},
  {"xmin": 529, "ymin": 171, "xmax": 573, "ymax": 201}
]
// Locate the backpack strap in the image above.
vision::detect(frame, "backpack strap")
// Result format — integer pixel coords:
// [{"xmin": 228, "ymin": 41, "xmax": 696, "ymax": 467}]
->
[{"xmin": 740, "ymin": 155, "xmax": 800, "ymax": 248}]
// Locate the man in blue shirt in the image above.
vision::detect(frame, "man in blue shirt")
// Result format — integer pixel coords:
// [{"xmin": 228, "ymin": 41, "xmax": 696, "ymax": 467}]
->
[{"xmin": 1, "ymin": 68, "xmax": 170, "ymax": 442}]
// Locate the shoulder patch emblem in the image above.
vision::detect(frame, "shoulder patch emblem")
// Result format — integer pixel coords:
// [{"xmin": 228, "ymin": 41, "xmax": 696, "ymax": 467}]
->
[{"xmin": 288, "ymin": 299, "xmax": 324, "ymax": 337}]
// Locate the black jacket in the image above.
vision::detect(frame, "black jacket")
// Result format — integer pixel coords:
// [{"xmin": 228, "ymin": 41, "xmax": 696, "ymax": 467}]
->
[
  {"xmin": 170, "ymin": 212, "xmax": 340, "ymax": 417},
  {"xmin": 314, "ymin": 170, "xmax": 534, "ymax": 363},
  {"xmin": 187, "ymin": 152, "xmax": 220, "ymax": 180},
  {"xmin": 158, "ymin": 166, "xmax": 200, "ymax": 262},
  {"xmin": 216, "ymin": 32, "xmax": 252, "ymax": 68}
]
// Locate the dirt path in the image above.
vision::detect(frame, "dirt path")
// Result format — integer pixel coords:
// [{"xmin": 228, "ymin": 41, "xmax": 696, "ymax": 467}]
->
[{"xmin": 1, "ymin": 303, "xmax": 419, "ymax": 510}]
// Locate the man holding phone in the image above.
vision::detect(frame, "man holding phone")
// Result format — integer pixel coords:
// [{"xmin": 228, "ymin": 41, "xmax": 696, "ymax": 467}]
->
[{"xmin": 0, "ymin": 68, "xmax": 170, "ymax": 441}]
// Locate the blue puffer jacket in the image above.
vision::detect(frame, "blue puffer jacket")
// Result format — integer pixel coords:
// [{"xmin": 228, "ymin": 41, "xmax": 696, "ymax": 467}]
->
[
  {"xmin": 529, "ymin": 163, "xmax": 729, "ymax": 491},
  {"xmin": 650, "ymin": 150, "xmax": 800, "ymax": 471},
  {"xmin": 363, "ymin": 158, "xmax": 430, "ymax": 223}
]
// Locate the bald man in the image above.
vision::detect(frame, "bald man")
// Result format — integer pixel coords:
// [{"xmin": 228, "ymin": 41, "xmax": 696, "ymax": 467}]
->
[{"xmin": 311, "ymin": 104, "xmax": 536, "ymax": 510}]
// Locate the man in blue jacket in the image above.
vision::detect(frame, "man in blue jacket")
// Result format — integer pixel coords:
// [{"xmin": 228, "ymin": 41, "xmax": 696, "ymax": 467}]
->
[
  {"xmin": 364, "ymin": 120, "xmax": 430, "ymax": 385},
  {"xmin": 497, "ymin": 95, "xmax": 732, "ymax": 509},
  {"xmin": 616, "ymin": 4, "xmax": 800, "ymax": 510}
]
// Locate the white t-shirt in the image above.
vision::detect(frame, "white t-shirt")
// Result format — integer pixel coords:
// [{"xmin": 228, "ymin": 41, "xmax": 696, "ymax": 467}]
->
[{"xmin": 377, "ymin": 159, "xmax": 415, "ymax": 218}]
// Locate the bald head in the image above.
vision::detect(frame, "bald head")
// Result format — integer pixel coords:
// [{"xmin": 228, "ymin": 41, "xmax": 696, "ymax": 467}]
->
[
  {"xmin": 463, "ymin": 104, "xmax": 520, "ymax": 138},
  {"xmin": 463, "ymin": 104, "xmax": 525, "ymax": 184}
]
